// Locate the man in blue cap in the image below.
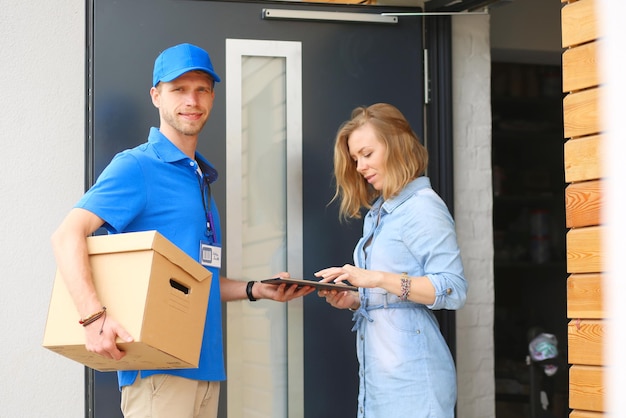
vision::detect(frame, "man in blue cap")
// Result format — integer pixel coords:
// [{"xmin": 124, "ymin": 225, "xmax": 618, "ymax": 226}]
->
[{"xmin": 51, "ymin": 43, "xmax": 313, "ymax": 417}]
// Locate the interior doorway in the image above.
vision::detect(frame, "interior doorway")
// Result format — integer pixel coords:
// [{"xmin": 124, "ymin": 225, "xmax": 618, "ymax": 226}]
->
[{"xmin": 490, "ymin": 1, "xmax": 568, "ymax": 417}]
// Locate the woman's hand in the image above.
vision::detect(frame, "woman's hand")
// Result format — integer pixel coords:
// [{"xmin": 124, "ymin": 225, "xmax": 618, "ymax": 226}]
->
[
  {"xmin": 314, "ymin": 265, "xmax": 368, "ymax": 310},
  {"xmin": 315, "ymin": 264, "xmax": 383, "ymax": 289},
  {"xmin": 317, "ymin": 287, "xmax": 359, "ymax": 310}
]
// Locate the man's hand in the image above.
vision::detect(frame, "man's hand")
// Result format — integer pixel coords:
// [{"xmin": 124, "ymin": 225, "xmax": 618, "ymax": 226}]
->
[
  {"xmin": 255, "ymin": 272, "xmax": 315, "ymax": 302},
  {"xmin": 83, "ymin": 314, "xmax": 134, "ymax": 360}
]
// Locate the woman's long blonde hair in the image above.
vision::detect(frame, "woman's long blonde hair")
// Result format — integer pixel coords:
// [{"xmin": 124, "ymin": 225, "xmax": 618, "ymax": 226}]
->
[{"xmin": 332, "ymin": 103, "xmax": 429, "ymax": 220}]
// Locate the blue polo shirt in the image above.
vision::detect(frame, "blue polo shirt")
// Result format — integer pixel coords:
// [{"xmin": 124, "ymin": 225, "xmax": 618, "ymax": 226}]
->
[{"xmin": 76, "ymin": 127, "xmax": 226, "ymax": 386}]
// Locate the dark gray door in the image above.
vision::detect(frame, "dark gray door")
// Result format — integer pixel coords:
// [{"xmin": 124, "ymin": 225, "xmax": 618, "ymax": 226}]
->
[{"xmin": 89, "ymin": 1, "xmax": 423, "ymax": 417}]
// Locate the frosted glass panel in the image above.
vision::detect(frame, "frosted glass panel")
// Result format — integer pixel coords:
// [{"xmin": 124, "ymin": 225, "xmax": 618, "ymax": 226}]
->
[
  {"xmin": 242, "ymin": 57, "xmax": 287, "ymax": 231},
  {"xmin": 243, "ymin": 56, "xmax": 287, "ymax": 417}
]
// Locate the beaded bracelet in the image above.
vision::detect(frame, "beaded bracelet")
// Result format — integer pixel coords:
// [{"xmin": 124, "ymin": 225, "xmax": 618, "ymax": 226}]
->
[{"xmin": 399, "ymin": 273, "xmax": 410, "ymax": 301}]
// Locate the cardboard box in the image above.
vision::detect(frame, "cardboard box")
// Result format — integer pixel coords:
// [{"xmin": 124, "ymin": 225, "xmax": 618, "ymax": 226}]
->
[{"xmin": 43, "ymin": 231, "xmax": 212, "ymax": 372}]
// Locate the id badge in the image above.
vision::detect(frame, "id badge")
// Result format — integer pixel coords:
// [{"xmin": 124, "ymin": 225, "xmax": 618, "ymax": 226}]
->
[{"xmin": 200, "ymin": 241, "xmax": 222, "ymax": 268}]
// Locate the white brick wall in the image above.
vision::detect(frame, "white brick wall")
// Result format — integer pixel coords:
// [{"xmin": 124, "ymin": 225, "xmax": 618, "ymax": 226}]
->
[{"xmin": 453, "ymin": 14, "xmax": 496, "ymax": 418}]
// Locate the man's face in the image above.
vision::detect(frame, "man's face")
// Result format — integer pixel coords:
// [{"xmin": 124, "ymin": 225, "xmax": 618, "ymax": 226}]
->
[{"xmin": 151, "ymin": 70, "xmax": 215, "ymax": 138}]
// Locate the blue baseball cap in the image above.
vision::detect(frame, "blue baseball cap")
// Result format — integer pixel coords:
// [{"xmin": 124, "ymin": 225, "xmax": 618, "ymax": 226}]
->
[{"xmin": 152, "ymin": 43, "xmax": 221, "ymax": 87}]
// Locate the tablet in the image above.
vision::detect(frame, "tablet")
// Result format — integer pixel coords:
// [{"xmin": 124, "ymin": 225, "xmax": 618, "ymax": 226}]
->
[{"xmin": 261, "ymin": 277, "xmax": 358, "ymax": 292}]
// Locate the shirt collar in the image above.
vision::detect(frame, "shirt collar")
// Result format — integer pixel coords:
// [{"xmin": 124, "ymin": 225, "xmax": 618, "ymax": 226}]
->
[
  {"xmin": 148, "ymin": 127, "xmax": 189, "ymax": 163},
  {"xmin": 148, "ymin": 127, "xmax": 219, "ymax": 183},
  {"xmin": 378, "ymin": 176, "xmax": 431, "ymax": 214}
]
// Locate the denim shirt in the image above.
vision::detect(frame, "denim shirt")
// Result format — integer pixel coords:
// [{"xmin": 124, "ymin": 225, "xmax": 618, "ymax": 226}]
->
[{"xmin": 351, "ymin": 176, "xmax": 467, "ymax": 418}]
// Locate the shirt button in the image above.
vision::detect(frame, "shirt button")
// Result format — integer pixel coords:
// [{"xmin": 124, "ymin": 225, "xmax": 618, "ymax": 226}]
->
[{"xmin": 446, "ymin": 288, "xmax": 452, "ymax": 295}]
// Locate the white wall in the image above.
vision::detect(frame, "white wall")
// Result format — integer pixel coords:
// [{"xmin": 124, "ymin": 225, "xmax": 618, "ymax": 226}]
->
[
  {"xmin": 0, "ymin": 1, "xmax": 85, "ymax": 417},
  {"xmin": 602, "ymin": 2, "xmax": 626, "ymax": 414},
  {"xmin": 0, "ymin": 1, "xmax": 492, "ymax": 417}
]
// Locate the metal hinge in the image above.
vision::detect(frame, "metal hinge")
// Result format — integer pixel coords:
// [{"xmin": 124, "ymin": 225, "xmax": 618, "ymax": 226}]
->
[{"xmin": 424, "ymin": 49, "xmax": 430, "ymax": 105}]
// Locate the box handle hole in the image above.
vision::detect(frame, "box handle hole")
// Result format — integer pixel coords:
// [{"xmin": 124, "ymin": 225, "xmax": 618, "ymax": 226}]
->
[{"xmin": 170, "ymin": 278, "xmax": 190, "ymax": 295}]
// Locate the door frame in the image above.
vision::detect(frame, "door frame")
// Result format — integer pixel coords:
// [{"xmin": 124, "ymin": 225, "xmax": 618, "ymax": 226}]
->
[
  {"xmin": 84, "ymin": 1, "xmax": 454, "ymax": 417},
  {"xmin": 224, "ymin": 38, "xmax": 305, "ymax": 417}
]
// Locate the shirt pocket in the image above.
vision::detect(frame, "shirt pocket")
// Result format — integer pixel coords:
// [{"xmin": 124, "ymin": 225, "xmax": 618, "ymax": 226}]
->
[{"xmin": 379, "ymin": 305, "xmax": 423, "ymax": 334}]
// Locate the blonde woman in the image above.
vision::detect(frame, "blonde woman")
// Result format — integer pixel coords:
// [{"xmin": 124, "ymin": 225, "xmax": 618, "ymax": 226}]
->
[{"xmin": 316, "ymin": 103, "xmax": 468, "ymax": 418}]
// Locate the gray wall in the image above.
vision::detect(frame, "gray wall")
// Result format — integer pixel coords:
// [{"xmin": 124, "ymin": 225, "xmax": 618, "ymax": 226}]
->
[{"xmin": 0, "ymin": 1, "xmax": 86, "ymax": 417}]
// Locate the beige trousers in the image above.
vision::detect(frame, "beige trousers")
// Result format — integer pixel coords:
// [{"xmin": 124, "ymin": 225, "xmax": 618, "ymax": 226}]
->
[{"xmin": 121, "ymin": 374, "xmax": 220, "ymax": 418}]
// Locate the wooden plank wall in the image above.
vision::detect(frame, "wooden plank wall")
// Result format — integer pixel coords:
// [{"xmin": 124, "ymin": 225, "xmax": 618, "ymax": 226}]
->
[{"xmin": 561, "ymin": 0, "xmax": 607, "ymax": 416}]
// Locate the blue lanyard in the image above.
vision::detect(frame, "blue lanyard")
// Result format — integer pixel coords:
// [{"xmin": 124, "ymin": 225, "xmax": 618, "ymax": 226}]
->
[{"xmin": 197, "ymin": 171, "xmax": 217, "ymax": 244}]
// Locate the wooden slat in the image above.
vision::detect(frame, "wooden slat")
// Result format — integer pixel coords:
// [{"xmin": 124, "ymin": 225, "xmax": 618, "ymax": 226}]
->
[
  {"xmin": 567, "ymin": 226, "xmax": 603, "ymax": 273},
  {"xmin": 565, "ymin": 180, "xmax": 603, "ymax": 228},
  {"xmin": 563, "ymin": 41, "xmax": 602, "ymax": 92},
  {"xmin": 570, "ymin": 411, "xmax": 607, "ymax": 418},
  {"xmin": 564, "ymin": 87, "xmax": 602, "ymax": 139},
  {"xmin": 562, "ymin": 0, "xmax": 601, "ymax": 48},
  {"xmin": 567, "ymin": 273, "xmax": 605, "ymax": 318},
  {"xmin": 568, "ymin": 319, "xmax": 605, "ymax": 365},
  {"xmin": 564, "ymin": 135, "xmax": 603, "ymax": 183},
  {"xmin": 562, "ymin": 0, "xmax": 607, "ymax": 416},
  {"xmin": 570, "ymin": 365, "xmax": 605, "ymax": 411}
]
